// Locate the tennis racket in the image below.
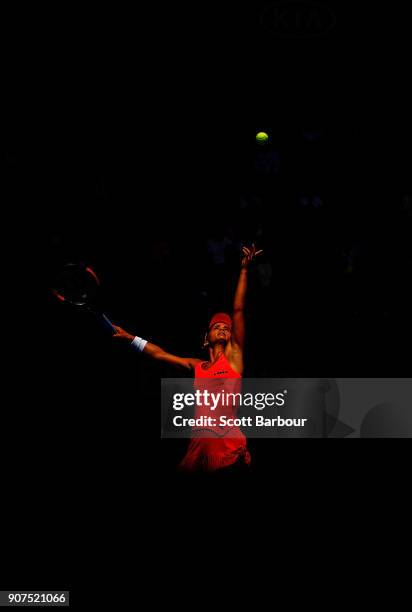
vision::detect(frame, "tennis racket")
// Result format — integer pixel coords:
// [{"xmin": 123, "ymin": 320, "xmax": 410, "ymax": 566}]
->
[{"xmin": 51, "ymin": 262, "xmax": 116, "ymax": 334}]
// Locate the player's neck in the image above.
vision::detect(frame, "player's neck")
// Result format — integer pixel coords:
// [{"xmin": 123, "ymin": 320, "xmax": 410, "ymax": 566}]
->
[{"xmin": 208, "ymin": 345, "xmax": 225, "ymax": 364}]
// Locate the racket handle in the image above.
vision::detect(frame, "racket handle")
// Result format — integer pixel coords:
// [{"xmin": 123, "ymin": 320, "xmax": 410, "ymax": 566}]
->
[{"xmin": 101, "ymin": 313, "xmax": 117, "ymax": 335}]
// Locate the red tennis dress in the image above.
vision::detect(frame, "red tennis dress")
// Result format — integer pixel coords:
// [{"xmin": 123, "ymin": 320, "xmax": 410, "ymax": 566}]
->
[{"xmin": 179, "ymin": 353, "xmax": 251, "ymax": 472}]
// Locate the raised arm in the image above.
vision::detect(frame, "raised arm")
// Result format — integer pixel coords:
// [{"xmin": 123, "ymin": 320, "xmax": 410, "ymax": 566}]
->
[
  {"xmin": 231, "ymin": 244, "xmax": 263, "ymax": 350},
  {"xmin": 112, "ymin": 326, "xmax": 201, "ymax": 371}
]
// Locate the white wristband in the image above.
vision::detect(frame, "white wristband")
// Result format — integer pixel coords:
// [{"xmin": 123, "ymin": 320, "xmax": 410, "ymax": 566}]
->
[{"xmin": 131, "ymin": 336, "xmax": 148, "ymax": 352}]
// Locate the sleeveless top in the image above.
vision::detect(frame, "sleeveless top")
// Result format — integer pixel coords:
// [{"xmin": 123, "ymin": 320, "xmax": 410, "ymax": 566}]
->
[{"xmin": 193, "ymin": 352, "xmax": 244, "ymax": 437}]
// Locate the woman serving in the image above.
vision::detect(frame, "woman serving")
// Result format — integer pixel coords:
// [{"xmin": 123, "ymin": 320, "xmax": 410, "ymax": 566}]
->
[{"xmin": 113, "ymin": 244, "xmax": 263, "ymax": 472}]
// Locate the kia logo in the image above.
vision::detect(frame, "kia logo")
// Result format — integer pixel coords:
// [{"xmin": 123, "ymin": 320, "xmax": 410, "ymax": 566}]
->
[{"xmin": 260, "ymin": 1, "xmax": 337, "ymax": 37}]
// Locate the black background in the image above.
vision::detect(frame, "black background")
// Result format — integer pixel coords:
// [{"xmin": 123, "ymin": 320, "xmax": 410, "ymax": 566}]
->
[{"xmin": 3, "ymin": 1, "xmax": 411, "ymax": 602}]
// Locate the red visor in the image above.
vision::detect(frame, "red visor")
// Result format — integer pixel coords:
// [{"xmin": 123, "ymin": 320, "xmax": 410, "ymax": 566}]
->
[{"xmin": 209, "ymin": 312, "xmax": 232, "ymax": 330}]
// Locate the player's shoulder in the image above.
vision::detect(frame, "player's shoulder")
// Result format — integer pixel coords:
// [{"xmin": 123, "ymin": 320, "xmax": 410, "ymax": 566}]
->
[
  {"xmin": 187, "ymin": 357, "xmax": 203, "ymax": 369},
  {"xmin": 226, "ymin": 340, "xmax": 243, "ymax": 356},
  {"xmin": 224, "ymin": 342, "xmax": 244, "ymax": 374}
]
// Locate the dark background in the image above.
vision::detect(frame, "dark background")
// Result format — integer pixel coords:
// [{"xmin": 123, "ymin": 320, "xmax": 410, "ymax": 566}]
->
[{"xmin": 3, "ymin": 0, "xmax": 411, "ymax": 599}]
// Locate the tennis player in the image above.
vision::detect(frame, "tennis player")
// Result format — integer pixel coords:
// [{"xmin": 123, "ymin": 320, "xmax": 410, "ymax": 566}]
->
[{"xmin": 113, "ymin": 244, "xmax": 263, "ymax": 473}]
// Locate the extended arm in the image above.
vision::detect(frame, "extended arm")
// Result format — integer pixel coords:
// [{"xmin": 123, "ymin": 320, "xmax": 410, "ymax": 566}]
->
[
  {"xmin": 112, "ymin": 326, "xmax": 201, "ymax": 371},
  {"xmin": 231, "ymin": 244, "xmax": 263, "ymax": 350}
]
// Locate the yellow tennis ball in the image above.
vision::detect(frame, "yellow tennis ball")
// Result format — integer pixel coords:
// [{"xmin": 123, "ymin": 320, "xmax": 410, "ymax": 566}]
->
[{"xmin": 256, "ymin": 131, "xmax": 269, "ymax": 144}]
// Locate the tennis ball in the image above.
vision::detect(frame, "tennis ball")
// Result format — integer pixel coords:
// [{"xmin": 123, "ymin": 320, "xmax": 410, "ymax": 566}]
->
[{"xmin": 256, "ymin": 131, "xmax": 269, "ymax": 145}]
